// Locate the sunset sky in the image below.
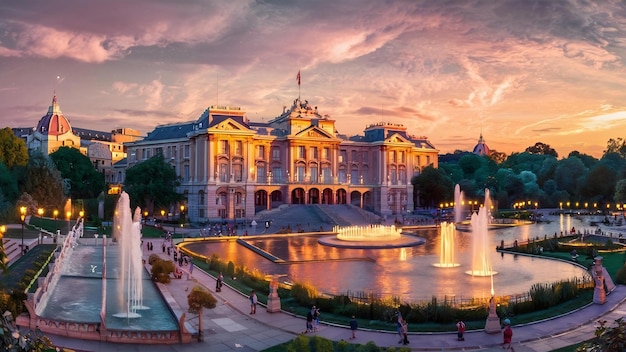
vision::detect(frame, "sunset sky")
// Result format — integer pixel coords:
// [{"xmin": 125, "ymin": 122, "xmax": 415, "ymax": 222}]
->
[{"xmin": 1, "ymin": 1, "xmax": 626, "ymax": 158}]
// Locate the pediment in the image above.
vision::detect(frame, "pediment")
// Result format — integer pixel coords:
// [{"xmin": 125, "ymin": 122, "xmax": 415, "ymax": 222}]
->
[
  {"xmin": 386, "ymin": 133, "xmax": 410, "ymax": 144},
  {"xmin": 295, "ymin": 126, "xmax": 333, "ymax": 139},
  {"xmin": 208, "ymin": 118, "xmax": 248, "ymax": 132}
]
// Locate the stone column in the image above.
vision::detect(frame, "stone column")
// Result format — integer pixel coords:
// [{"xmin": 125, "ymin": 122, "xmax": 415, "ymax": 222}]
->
[{"xmin": 266, "ymin": 275, "xmax": 281, "ymax": 313}]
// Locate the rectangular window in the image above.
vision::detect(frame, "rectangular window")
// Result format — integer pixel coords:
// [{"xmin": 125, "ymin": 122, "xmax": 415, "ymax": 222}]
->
[
  {"xmin": 351, "ymin": 150, "xmax": 357, "ymax": 162},
  {"xmin": 296, "ymin": 165, "xmax": 305, "ymax": 182},
  {"xmin": 184, "ymin": 165, "xmax": 190, "ymax": 182},
  {"xmin": 184, "ymin": 145, "xmax": 190, "ymax": 158},
  {"xmin": 234, "ymin": 164, "xmax": 243, "ymax": 182},
  {"xmin": 272, "ymin": 147, "xmax": 280, "ymax": 161},
  {"xmin": 350, "ymin": 169, "xmax": 358, "ymax": 184},
  {"xmin": 310, "ymin": 166, "xmax": 318, "ymax": 183},
  {"xmin": 339, "ymin": 150, "xmax": 347, "ymax": 163},
  {"xmin": 323, "ymin": 147, "xmax": 330, "ymax": 160},
  {"xmin": 361, "ymin": 151, "xmax": 368, "ymax": 163},
  {"xmin": 298, "ymin": 146, "xmax": 306, "ymax": 159},
  {"xmin": 271, "ymin": 167, "xmax": 282, "ymax": 182},
  {"xmin": 235, "ymin": 141, "xmax": 243, "ymax": 156},
  {"xmin": 338, "ymin": 169, "xmax": 347, "ymax": 183},
  {"xmin": 219, "ymin": 164, "xmax": 229, "ymax": 182},
  {"xmin": 399, "ymin": 151, "xmax": 404, "ymax": 163},
  {"xmin": 257, "ymin": 145, "xmax": 265, "ymax": 159},
  {"xmin": 220, "ymin": 140, "xmax": 228, "ymax": 154},
  {"xmin": 311, "ymin": 147, "xmax": 318, "ymax": 159},
  {"xmin": 322, "ymin": 167, "xmax": 331, "ymax": 183},
  {"xmin": 257, "ymin": 166, "xmax": 266, "ymax": 182}
]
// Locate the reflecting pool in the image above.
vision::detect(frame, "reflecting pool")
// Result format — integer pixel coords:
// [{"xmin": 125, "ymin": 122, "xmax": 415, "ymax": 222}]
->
[{"xmin": 185, "ymin": 214, "xmax": 591, "ymax": 302}]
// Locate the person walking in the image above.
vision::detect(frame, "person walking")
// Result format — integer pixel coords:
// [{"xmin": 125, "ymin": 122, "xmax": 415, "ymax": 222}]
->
[
  {"xmin": 456, "ymin": 319, "xmax": 466, "ymax": 341},
  {"xmin": 502, "ymin": 318, "xmax": 515, "ymax": 351},
  {"xmin": 349, "ymin": 316, "xmax": 358, "ymax": 339},
  {"xmin": 401, "ymin": 319, "xmax": 409, "ymax": 345},
  {"xmin": 396, "ymin": 312, "xmax": 404, "ymax": 343},
  {"xmin": 249, "ymin": 290, "xmax": 257, "ymax": 314},
  {"xmin": 216, "ymin": 272, "xmax": 223, "ymax": 292}
]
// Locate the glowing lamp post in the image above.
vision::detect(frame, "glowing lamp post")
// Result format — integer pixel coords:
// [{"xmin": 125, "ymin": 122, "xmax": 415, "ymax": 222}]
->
[
  {"xmin": 37, "ymin": 208, "xmax": 44, "ymax": 218},
  {"xmin": 66, "ymin": 211, "xmax": 72, "ymax": 233},
  {"xmin": 19, "ymin": 206, "xmax": 26, "ymax": 253},
  {"xmin": 53, "ymin": 209, "xmax": 58, "ymax": 220}
]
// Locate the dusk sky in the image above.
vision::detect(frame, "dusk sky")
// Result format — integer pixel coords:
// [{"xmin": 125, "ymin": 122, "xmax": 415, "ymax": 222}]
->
[{"xmin": 1, "ymin": 1, "xmax": 626, "ymax": 158}]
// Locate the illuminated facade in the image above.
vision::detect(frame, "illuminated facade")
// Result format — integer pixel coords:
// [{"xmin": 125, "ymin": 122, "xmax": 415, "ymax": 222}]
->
[{"xmin": 125, "ymin": 98, "xmax": 438, "ymax": 222}]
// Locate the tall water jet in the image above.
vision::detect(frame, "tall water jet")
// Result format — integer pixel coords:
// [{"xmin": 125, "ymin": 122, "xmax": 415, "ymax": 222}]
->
[
  {"xmin": 433, "ymin": 221, "xmax": 459, "ymax": 268},
  {"xmin": 454, "ymin": 184, "xmax": 465, "ymax": 223},
  {"xmin": 112, "ymin": 192, "xmax": 148, "ymax": 319},
  {"xmin": 466, "ymin": 189, "xmax": 497, "ymax": 277}
]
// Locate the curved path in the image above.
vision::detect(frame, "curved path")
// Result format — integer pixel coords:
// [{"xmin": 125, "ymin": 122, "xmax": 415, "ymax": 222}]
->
[{"xmin": 43, "ymin": 238, "xmax": 626, "ymax": 352}]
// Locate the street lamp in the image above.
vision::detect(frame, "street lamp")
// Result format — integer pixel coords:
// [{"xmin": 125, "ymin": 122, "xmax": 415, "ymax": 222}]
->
[
  {"xmin": 66, "ymin": 211, "xmax": 71, "ymax": 233},
  {"xmin": 19, "ymin": 206, "xmax": 26, "ymax": 253},
  {"xmin": 37, "ymin": 208, "xmax": 44, "ymax": 218},
  {"xmin": 53, "ymin": 209, "xmax": 58, "ymax": 220},
  {"xmin": 180, "ymin": 205, "xmax": 185, "ymax": 223}
]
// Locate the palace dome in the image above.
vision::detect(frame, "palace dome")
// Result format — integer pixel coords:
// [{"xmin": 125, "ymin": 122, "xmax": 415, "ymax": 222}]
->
[{"xmin": 35, "ymin": 95, "xmax": 72, "ymax": 136}]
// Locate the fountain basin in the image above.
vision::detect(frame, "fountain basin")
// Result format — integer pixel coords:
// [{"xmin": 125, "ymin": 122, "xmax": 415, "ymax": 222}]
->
[{"xmin": 318, "ymin": 234, "xmax": 425, "ymax": 249}]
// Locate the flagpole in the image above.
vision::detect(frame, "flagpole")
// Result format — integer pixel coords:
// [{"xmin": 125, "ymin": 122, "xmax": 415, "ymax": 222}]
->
[{"xmin": 297, "ymin": 70, "xmax": 301, "ymax": 101}]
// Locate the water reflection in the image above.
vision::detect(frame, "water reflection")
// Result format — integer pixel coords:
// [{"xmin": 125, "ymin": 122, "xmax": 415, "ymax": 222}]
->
[{"xmin": 185, "ymin": 215, "xmax": 591, "ymax": 302}]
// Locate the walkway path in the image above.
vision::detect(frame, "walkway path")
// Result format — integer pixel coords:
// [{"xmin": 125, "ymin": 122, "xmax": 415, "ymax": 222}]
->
[{"xmin": 42, "ymin": 236, "xmax": 626, "ymax": 352}]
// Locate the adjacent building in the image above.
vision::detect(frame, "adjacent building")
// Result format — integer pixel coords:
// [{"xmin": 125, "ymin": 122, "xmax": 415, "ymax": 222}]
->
[
  {"xmin": 125, "ymin": 97, "xmax": 439, "ymax": 222},
  {"xmin": 19, "ymin": 95, "xmax": 140, "ymax": 189}
]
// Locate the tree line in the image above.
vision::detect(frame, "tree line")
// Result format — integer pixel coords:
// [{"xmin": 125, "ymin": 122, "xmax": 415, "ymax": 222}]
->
[{"xmin": 413, "ymin": 140, "xmax": 626, "ymax": 211}]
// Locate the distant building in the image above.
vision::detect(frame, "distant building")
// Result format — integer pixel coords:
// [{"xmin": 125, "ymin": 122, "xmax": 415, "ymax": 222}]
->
[
  {"xmin": 18, "ymin": 95, "xmax": 140, "ymax": 191},
  {"xmin": 472, "ymin": 133, "xmax": 490, "ymax": 156},
  {"xmin": 125, "ymin": 97, "xmax": 439, "ymax": 222}
]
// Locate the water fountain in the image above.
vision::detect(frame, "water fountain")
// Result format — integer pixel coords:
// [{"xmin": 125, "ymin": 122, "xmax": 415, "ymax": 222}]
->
[
  {"xmin": 433, "ymin": 222, "xmax": 459, "ymax": 268},
  {"xmin": 466, "ymin": 189, "xmax": 497, "ymax": 277},
  {"xmin": 335, "ymin": 224, "xmax": 401, "ymax": 241},
  {"xmin": 112, "ymin": 193, "xmax": 148, "ymax": 319},
  {"xmin": 454, "ymin": 184, "xmax": 465, "ymax": 224},
  {"xmin": 23, "ymin": 191, "xmax": 183, "ymax": 344},
  {"xmin": 318, "ymin": 224, "xmax": 425, "ymax": 249}
]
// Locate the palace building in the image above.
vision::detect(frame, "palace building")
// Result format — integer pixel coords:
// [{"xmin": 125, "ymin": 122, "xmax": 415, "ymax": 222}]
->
[{"xmin": 126, "ymin": 97, "xmax": 439, "ymax": 222}]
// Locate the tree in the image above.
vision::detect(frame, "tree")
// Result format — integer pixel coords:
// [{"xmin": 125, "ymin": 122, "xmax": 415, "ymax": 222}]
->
[
  {"xmin": 614, "ymin": 180, "xmax": 626, "ymax": 205},
  {"xmin": 21, "ymin": 151, "xmax": 67, "ymax": 212},
  {"xmin": 581, "ymin": 165, "xmax": 617, "ymax": 203},
  {"xmin": 0, "ymin": 162, "xmax": 19, "ymax": 203},
  {"xmin": 412, "ymin": 166, "xmax": 454, "ymax": 208},
  {"xmin": 553, "ymin": 156, "xmax": 588, "ymax": 198},
  {"xmin": 187, "ymin": 285, "xmax": 217, "ymax": 341},
  {"xmin": 487, "ymin": 149, "xmax": 507, "ymax": 164},
  {"xmin": 604, "ymin": 138, "xmax": 626, "ymax": 159},
  {"xmin": 50, "ymin": 146, "xmax": 105, "ymax": 199},
  {"xmin": 0, "ymin": 127, "xmax": 28, "ymax": 169},
  {"xmin": 124, "ymin": 154, "xmax": 182, "ymax": 213},
  {"xmin": 525, "ymin": 142, "xmax": 558, "ymax": 157},
  {"xmin": 578, "ymin": 318, "xmax": 626, "ymax": 352},
  {"xmin": 0, "ymin": 311, "xmax": 54, "ymax": 351}
]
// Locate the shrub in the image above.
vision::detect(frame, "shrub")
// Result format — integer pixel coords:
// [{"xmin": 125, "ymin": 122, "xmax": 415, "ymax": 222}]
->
[
  {"xmin": 291, "ymin": 282, "xmax": 319, "ymax": 306},
  {"xmin": 151, "ymin": 258, "xmax": 175, "ymax": 283},
  {"xmin": 615, "ymin": 264, "xmax": 626, "ymax": 284}
]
